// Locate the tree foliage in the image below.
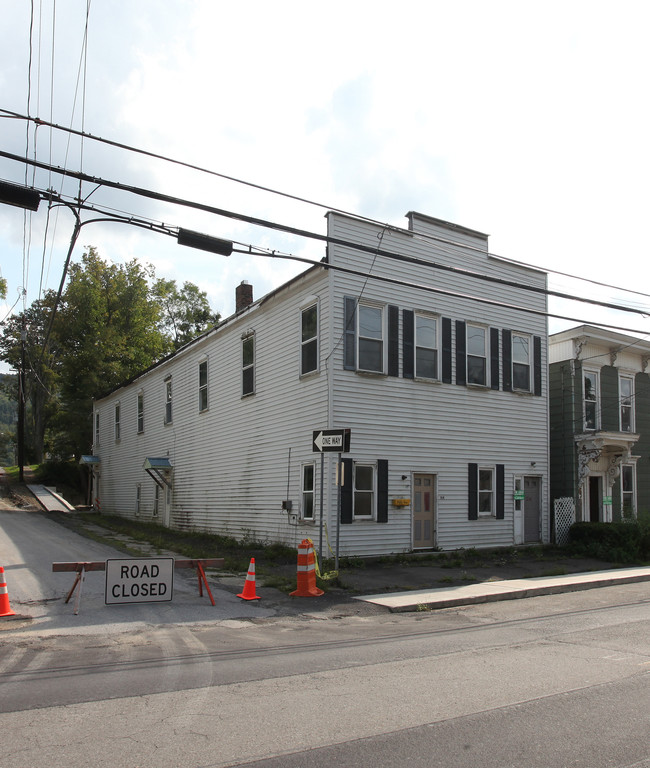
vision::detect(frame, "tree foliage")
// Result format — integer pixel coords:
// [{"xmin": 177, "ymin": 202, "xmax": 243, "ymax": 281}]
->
[
  {"xmin": 0, "ymin": 247, "xmax": 220, "ymax": 461},
  {"xmin": 153, "ymin": 278, "xmax": 220, "ymax": 349}
]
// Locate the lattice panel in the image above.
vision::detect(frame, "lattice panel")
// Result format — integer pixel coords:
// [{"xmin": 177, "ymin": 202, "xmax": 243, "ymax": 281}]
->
[{"xmin": 554, "ymin": 496, "xmax": 575, "ymax": 546}]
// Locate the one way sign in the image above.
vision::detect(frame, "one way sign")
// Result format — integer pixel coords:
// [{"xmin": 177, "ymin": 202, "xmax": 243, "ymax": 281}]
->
[{"xmin": 312, "ymin": 428, "xmax": 351, "ymax": 453}]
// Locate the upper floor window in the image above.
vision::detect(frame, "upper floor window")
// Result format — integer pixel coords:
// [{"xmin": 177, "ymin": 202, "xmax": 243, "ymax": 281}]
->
[
  {"xmin": 512, "ymin": 333, "xmax": 531, "ymax": 391},
  {"xmin": 358, "ymin": 304, "xmax": 383, "ymax": 373},
  {"xmin": 137, "ymin": 392, "xmax": 144, "ymax": 434},
  {"xmin": 467, "ymin": 325, "xmax": 487, "ymax": 386},
  {"xmin": 242, "ymin": 334, "xmax": 255, "ymax": 396},
  {"xmin": 583, "ymin": 370, "xmax": 599, "ymax": 430},
  {"xmin": 415, "ymin": 313, "xmax": 438, "ymax": 379},
  {"xmin": 301, "ymin": 304, "xmax": 318, "ymax": 375},
  {"xmin": 302, "ymin": 463, "xmax": 315, "ymax": 520},
  {"xmin": 164, "ymin": 377, "xmax": 173, "ymax": 424},
  {"xmin": 199, "ymin": 360, "xmax": 209, "ymax": 412},
  {"xmin": 114, "ymin": 403, "xmax": 121, "ymax": 441},
  {"xmin": 620, "ymin": 375, "xmax": 634, "ymax": 432},
  {"xmin": 95, "ymin": 412, "xmax": 100, "ymax": 446}
]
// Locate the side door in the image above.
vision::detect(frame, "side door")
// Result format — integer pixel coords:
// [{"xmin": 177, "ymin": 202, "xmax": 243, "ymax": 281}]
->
[{"xmin": 523, "ymin": 476, "xmax": 541, "ymax": 542}]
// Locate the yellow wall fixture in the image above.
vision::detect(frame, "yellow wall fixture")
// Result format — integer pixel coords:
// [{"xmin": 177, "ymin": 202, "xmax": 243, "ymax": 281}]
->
[{"xmin": 392, "ymin": 499, "xmax": 410, "ymax": 507}]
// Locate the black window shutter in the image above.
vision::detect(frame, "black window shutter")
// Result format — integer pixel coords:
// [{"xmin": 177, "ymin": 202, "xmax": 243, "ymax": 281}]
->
[
  {"xmin": 496, "ymin": 464, "xmax": 505, "ymax": 519},
  {"xmin": 533, "ymin": 335, "xmax": 542, "ymax": 396},
  {"xmin": 455, "ymin": 320, "xmax": 466, "ymax": 386},
  {"xmin": 377, "ymin": 459, "xmax": 388, "ymax": 522},
  {"xmin": 344, "ymin": 297, "xmax": 356, "ymax": 370},
  {"xmin": 502, "ymin": 329, "xmax": 512, "ymax": 392},
  {"xmin": 442, "ymin": 317, "xmax": 452, "ymax": 383},
  {"xmin": 388, "ymin": 306, "xmax": 399, "ymax": 377},
  {"xmin": 490, "ymin": 328, "xmax": 500, "ymax": 390},
  {"xmin": 468, "ymin": 463, "xmax": 478, "ymax": 520},
  {"xmin": 402, "ymin": 309, "xmax": 414, "ymax": 379},
  {"xmin": 341, "ymin": 457, "xmax": 353, "ymax": 524}
]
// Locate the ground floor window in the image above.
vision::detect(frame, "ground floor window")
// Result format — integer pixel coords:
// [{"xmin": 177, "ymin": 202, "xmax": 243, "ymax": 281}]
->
[
  {"xmin": 621, "ymin": 464, "xmax": 636, "ymax": 519},
  {"xmin": 478, "ymin": 467, "xmax": 494, "ymax": 516},
  {"xmin": 354, "ymin": 464, "xmax": 375, "ymax": 519},
  {"xmin": 302, "ymin": 463, "xmax": 315, "ymax": 520}
]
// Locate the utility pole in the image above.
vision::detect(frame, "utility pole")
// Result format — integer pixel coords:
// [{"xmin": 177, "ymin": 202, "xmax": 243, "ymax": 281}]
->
[{"xmin": 17, "ymin": 317, "xmax": 26, "ymax": 482}]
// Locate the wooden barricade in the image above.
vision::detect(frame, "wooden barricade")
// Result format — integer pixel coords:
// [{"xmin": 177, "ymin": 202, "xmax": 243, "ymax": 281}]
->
[{"xmin": 52, "ymin": 558, "xmax": 224, "ymax": 614}]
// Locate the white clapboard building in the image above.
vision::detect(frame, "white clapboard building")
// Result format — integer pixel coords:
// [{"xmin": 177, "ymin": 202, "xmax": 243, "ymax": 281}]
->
[{"xmin": 92, "ymin": 211, "xmax": 549, "ymax": 556}]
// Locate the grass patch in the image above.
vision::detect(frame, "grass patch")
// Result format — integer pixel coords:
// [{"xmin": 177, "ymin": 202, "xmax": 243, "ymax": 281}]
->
[{"xmin": 56, "ymin": 512, "xmax": 298, "ymax": 574}]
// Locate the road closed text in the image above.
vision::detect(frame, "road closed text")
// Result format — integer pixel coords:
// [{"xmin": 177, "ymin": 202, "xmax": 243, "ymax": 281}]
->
[{"xmin": 105, "ymin": 558, "xmax": 174, "ymax": 604}]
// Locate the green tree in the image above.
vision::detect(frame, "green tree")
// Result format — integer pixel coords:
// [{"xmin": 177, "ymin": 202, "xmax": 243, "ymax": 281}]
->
[
  {"xmin": 0, "ymin": 247, "xmax": 221, "ymax": 461},
  {"xmin": 0, "ymin": 276, "xmax": 7, "ymax": 300},
  {"xmin": 0, "ymin": 298, "xmax": 58, "ymax": 463},
  {"xmin": 52, "ymin": 248, "xmax": 169, "ymax": 457},
  {"xmin": 153, "ymin": 278, "xmax": 220, "ymax": 349}
]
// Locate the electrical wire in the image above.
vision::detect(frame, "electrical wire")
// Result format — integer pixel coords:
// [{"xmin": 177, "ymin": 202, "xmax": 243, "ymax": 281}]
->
[
  {"xmin": 2, "ymin": 151, "xmax": 650, "ymax": 323},
  {"xmin": 3, "ymin": 107, "xmax": 650, "ymax": 304}
]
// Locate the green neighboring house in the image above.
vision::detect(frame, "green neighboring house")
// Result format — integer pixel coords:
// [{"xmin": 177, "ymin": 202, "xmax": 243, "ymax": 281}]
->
[{"xmin": 549, "ymin": 325, "xmax": 650, "ymax": 523}]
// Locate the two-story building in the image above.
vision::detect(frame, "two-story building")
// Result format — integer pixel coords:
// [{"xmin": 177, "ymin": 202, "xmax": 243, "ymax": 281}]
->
[
  {"xmin": 549, "ymin": 325, "xmax": 650, "ymax": 524},
  {"xmin": 91, "ymin": 211, "xmax": 550, "ymax": 556}
]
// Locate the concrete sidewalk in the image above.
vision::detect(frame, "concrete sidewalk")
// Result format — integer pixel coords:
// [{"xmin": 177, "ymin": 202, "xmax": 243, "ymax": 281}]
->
[{"xmin": 353, "ymin": 566, "xmax": 650, "ymax": 612}]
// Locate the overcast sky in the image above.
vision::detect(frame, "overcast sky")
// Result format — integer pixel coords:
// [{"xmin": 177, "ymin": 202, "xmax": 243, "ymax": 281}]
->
[{"xmin": 2, "ymin": 0, "xmax": 650, "ymax": 375}]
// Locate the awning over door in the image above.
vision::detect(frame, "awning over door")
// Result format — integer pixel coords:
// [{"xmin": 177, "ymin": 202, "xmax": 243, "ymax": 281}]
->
[
  {"xmin": 79, "ymin": 455, "xmax": 101, "ymax": 465},
  {"xmin": 143, "ymin": 457, "xmax": 173, "ymax": 489}
]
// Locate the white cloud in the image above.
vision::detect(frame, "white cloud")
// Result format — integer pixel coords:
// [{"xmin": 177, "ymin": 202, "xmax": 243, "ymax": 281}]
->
[{"xmin": 2, "ymin": 0, "xmax": 650, "ymax": 377}]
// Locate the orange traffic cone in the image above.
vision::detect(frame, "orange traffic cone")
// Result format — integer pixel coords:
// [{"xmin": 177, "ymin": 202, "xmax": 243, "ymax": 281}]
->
[
  {"xmin": 290, "ymin": 539, "xmax": 324, "ymax": 597},
  {"xmin": 237, "ymin": 558, "xmax": 261, "ymax": 601},
  {"xmin": 0, "ymin": 565, "xmax": 16, "ymax": 617}
]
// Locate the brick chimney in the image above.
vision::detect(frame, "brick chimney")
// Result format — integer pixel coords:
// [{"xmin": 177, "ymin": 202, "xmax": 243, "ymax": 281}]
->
[{"xmin": 235, "ymin": 280, "xmax": 253, "ymax": 312}]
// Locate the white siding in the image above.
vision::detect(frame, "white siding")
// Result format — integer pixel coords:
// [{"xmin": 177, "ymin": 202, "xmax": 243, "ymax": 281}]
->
[{"xmin": 95, "ymin": 211, "xmax": 551, "ymax": 557}]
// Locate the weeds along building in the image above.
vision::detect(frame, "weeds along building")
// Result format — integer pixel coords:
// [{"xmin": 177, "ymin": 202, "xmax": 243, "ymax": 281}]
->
[{"xmin": 92, "ymin": 211, "xmax": 549, "ymax": 556}]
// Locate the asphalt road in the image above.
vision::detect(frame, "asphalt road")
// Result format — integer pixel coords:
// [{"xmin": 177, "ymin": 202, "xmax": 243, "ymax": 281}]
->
[{"xmin": 1, "ymin": 506, "xmax": 649, "ymax": 768}]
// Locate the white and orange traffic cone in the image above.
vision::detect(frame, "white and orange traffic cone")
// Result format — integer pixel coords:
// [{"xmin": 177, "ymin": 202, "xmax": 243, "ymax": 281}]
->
[
  {"xmin": 290, "ymin": 539, "xmax": 324, "ymax": 597},
  {"xmin": 237, "ymin": 558, "xmax": 261, "ymax": 601},
  {"xmin": 0, "ymin": 565, "xmax": 16, "ymax": 617}
]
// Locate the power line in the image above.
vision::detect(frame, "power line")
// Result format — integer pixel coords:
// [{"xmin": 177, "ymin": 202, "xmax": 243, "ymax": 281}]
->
[
  {"xmin": 3, "ymin": 107, "xmax": 650, "ymax": 303},
  {"xmin": 2, "ymin": 151, "xmax": 650, "ymax": 322}
]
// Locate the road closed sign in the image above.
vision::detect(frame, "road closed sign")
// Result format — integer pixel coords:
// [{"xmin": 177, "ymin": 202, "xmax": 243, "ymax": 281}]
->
[{"xmin": 105, "ymin": 558, "xmax": 174, "ymax": 604}]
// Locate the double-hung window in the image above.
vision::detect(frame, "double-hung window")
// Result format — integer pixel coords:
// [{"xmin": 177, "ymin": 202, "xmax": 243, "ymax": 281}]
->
[
  {"xmin": 302, "ymin": 463, "xmax": 315, "ymax": 520},
  {"xmin": 137, "ymin": 392, "xmax": 144, "ymax": 434},
  {"xmin": 358, "ymin": 304, "xmax": 383, "ymax": 373},
  {"xmin": 619, "ymin": 375, "xmax": 634, "ymax": 432},
  {"xmin": 242, "ymin": 333, "xmax": 255, "ymax": 396},
  {"xmin": 621, "ymin": 464, "xmax": 636, "ymax": 519},
  {"xmin": 583, "ymin": 370, "xmax": 599, "ymax": 430},
  {"xmin": 301, "ymin": 304, "xmax": 318, "ymax": 375},
  {"xmin": 467, "ymin": 325, "xmax": 487, "ymax": 385},
  {"xmin": 199, "ymin": 360, "xmax": 208, "ymax": 412},
  {"xmin": 512, "ymin": 333, "xmax": 531, "ymax": 391},
  {"xmin": 94, "ymin": 412, "xmax": 100, "ymax": 447},
  {"xmin": 164, "ymin": 378, "xmax": 173, "ymax": 424},
  {"xmin": 114, "ymin": 403, "xmax": 121, "ymax": 441},
  {"xmin": 415, "ymin": 314, "xmax": 438, "ymax": 379},
  {"xmin": 478, "ymin": 467, "xmax": 494, "ymax": 516},
  {"xmin": 353, "ymin": 464, "xmax": 375, "ymax": 519}
]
